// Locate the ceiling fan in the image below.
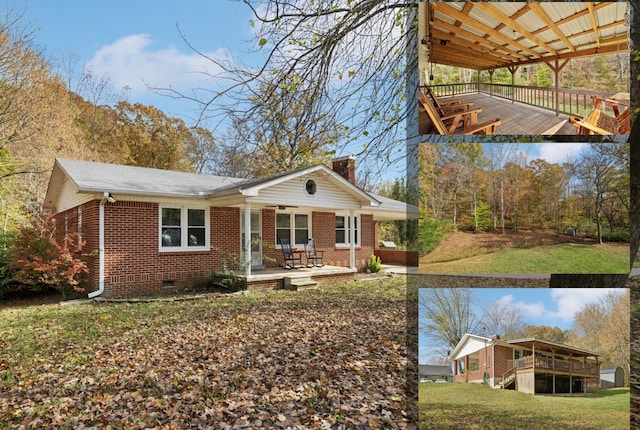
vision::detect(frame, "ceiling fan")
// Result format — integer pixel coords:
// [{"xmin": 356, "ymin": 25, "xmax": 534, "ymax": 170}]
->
[{"xmin": 265, "ymin": 205, "xmax": 299, "ymax": 210}]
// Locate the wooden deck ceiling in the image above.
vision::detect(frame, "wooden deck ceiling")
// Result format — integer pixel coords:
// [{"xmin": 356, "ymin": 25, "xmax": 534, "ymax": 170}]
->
[
  {"xmin": 441, "ymin": 93, "xmax": 577, "ymax": 135},
  {"xmin": 422, "ymin": 2, "xmax": 629, "ymax": 71}
]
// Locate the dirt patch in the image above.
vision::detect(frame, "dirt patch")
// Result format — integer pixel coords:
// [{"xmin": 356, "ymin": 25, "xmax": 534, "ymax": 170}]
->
[
  {"xmin": 422, "ymin": 229, "xmax": 597, "ymax": 264},
  {"xmin": 0, "ymin": 289, "xmax": 63, "ymax": 309}
]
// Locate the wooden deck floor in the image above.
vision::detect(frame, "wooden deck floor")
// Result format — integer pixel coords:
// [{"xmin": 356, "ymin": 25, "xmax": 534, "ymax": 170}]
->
[{"xmin": 442, "ymin": 93, "xmax": 577, "ymax": 135}]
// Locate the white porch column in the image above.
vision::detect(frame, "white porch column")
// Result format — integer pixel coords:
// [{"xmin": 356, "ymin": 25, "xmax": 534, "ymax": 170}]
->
[
  {"xmin": 349, "ymin": 210, "xmax": 356, "ymax": 269},
  {"xmin": 244, "ymin": 203, "xmax": 252, "ymax": 277}
]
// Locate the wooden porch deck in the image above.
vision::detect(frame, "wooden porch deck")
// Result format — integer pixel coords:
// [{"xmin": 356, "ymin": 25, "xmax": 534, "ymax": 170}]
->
[{"xmin": 443, "ymin": 93, "xmax": 578, "ymax": 135}]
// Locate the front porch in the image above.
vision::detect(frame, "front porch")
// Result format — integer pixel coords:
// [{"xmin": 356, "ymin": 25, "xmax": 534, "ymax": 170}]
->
[{"xmin": 243, "ymin": 264, "xmax": 357, "ymax": 291}]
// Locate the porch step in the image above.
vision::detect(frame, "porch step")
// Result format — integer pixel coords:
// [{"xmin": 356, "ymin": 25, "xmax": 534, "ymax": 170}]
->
[{"xmin": 283, "ymin": 276, "xmax": 318, "ymax": 291}]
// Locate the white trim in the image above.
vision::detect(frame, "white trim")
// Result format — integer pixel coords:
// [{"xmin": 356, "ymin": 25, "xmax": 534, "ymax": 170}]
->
[
  {"xmin": 335, "ymin": 213, "xmax": 360, "ymax": 247},
  {"xmin": 158, "ymin": 205, "xmax": 210, "ymax": 252}
]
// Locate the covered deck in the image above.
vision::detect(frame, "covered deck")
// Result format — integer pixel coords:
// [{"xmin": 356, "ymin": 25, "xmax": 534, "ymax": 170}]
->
[
  {"xmin": 427, "ymin": 92, "xmax": 577, "ymax": 135},
  {"xmin": 418, "ymin": 2, "xmax": 629, "ymax": 136}
]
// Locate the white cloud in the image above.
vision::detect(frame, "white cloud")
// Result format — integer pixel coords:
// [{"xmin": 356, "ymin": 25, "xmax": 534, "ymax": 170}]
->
[
  {"xmin": 85, "ymin": 34, "xmax": 227, "ymax": 96},
  {"xmin": 550, "ymin": 288, "xmax": 623, "ymax": 323},
  {"xmin": 497, "ymin": 294, "xmax": 547, "ymax": 320},
  {"xmin": 496, "ymin": 288, "xmax": 625, "ymax": 328},
  {"xmin": 537, "ymin": 143, "xmax": 586, "ymax": 164}
]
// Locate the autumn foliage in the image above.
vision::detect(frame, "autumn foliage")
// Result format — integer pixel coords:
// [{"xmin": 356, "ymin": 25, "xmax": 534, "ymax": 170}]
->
[{"xmin": 3, "ymin": 212, "xmax": 91, "ymax": 299}]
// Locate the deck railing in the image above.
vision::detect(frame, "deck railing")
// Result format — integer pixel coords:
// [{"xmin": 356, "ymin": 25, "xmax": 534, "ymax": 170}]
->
[
  {"xmin": 425, "ymin": 83, "xmax": 618, "ymax": 117},
  {"xmin": 506, "ymin": 356, "xmax": 598, "ymax": 376}
]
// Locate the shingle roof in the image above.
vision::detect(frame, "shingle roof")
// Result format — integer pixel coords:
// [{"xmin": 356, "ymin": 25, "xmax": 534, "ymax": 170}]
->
[
  {"xmin": 45, "ymin": 159, "xmax": 418, "ymax": 220},
  {"xmin": 54, "ymin": 158, "xmax": 244, "ymax": 198}
]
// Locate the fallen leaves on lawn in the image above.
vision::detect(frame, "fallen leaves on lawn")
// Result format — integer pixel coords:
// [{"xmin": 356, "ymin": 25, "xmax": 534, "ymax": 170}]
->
[{"xmin": 0, "ymin": 279, "xmax": 409, "ymax": 428}]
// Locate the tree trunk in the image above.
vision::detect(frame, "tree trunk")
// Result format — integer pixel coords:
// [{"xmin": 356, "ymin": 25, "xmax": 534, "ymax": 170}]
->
[{"xmin": 548, "ymin": 274, "xmax": 629, "ymax": 288}]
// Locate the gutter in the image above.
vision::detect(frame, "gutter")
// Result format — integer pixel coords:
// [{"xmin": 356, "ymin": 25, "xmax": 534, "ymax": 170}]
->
[{"xmin": 88, "ymin": 192, "xmax": 110, "ymax": 298}]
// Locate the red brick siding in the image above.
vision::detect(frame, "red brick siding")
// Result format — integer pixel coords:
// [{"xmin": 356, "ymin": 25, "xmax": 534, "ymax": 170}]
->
[
  {"xmin": 261, "ymin": 209, "xmax": 279, "ymax": 266},
  {"xmin": 210, "ymin": 207, "xmax": 242, "ymax": 267},
  {"xmin": 81, "ymin": 202, "xmax": 100, "ymax": 292},
  {"xmin": 494, "ymin": 345, "xmax": 514, "ymax": 379},
  {"xmin": 310, "ymin": 212, "xmax": 374, "ymax": 269},
  {"xmin": 55, "ymin": 200, "xmax": 374, "ymax": 298},
  {"xmin": 101, "ymin": 203, "xmax": 242, "ymax": 298}
]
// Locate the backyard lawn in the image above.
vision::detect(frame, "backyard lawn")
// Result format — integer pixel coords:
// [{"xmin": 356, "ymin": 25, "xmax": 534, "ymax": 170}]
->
[
  {"xmin": 0, "ymin": 278, "xmax": 410, "ymax": 428},
  {"xmin": 420, "ymin": 382, "xmax": 630, "ymax": 430},
  {"xmin": 420, "ymin": 230, "xmax": 629, "ymax": 274}
]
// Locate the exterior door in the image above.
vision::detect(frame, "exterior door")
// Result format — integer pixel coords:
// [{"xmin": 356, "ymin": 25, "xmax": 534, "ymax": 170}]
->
[{"xmin": 241, "ymin": 211, "xmax": 262, "ymax": 269}]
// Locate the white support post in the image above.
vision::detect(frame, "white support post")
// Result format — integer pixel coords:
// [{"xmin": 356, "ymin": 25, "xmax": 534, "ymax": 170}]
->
[
  {"xmin": 349, "ymin": 210, "xmax": 356, "ymax": 269},
  {"xmin": 244, "ymin": 203, "xmax": 252, "ymax": 277}
]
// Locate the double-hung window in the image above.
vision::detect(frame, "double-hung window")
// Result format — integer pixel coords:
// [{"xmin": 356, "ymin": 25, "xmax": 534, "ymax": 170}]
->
[
  {"xmin": 276, "ymin": 213, "xmax": 309, "ymax": 247},
  {"xmin": 335, "ymin": 214, "xmax": 359, "ymax": 246},
  {"xmin": 160, "ymin": 206, "xmax": 209, "ymax": 251}
]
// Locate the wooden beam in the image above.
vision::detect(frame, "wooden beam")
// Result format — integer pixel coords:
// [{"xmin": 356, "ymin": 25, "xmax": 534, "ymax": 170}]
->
[
  {"xmin": 472, "ymin": 2, "xmax": 557, "ymax": 55},
  {"xmin": 527, "ymin": 2, "xmax": 576, "ymax": 52},
  {"xmin": 433, "ymin": 19, "xmax": 528, "ymax": 62},
  {"xmin": 588, "ymin": 2, "xmax": 600, "ymax": 48},
  {"xmin": 436, "ymin": 3, "xmax": 542, "ymax": 59}
]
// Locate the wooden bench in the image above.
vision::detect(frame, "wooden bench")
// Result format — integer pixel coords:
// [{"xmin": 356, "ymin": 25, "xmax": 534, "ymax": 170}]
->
[
  {"xmin": 418, "ymin": 90, "xmax": 501, "ymax": 135},
  {"xmin": 569, "ymin": 97, "xmax": 627, "ymax": 135}
]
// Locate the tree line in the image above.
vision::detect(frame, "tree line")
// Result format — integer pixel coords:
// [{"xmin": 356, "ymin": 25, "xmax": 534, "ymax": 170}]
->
[
  {"xmin": 417, "ymin": 142, "xmax": 629, "ymax": 254},
  {"xmin": 428, "ymin": 53, "xmax": 629, "ymax": 93},
  {"xmin": 0, "ymin": 8, "xmax": 384, "ymax": 232}
]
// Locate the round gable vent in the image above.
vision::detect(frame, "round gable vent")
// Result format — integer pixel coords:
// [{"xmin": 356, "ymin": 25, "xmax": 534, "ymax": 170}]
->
[{"xmin": 305, "ymin": 179, "xmax": 317, "ymax": 195}]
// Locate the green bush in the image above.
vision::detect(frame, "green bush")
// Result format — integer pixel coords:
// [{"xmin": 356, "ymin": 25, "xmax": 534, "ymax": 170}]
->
[
  {"xmin": 601, "ymin": 230, "xmax": 630, "ymax": 242},
  {"xmin": 0, "ymin": 231, "xmax": 18, "ymax": 297},
  {"xmin": 418, "ymin": 217, "xmax": 449, "ymax": 255},
  {"xmin": 367, "ymin": 254, "xmax": 382, "ymax": 273}
]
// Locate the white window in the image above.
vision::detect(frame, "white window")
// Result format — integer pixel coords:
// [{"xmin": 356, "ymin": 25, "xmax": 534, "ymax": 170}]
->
[
  {"xmin": 160, "ymin": 206, "xmax": 209, "ymax": 251},
  {"xmin": 276, "ymin": 212, "xmax": 309, "ymax": 247},
  {"xmin": 335, "ymin": 214, "xmax": 359, "ymax": 246}
]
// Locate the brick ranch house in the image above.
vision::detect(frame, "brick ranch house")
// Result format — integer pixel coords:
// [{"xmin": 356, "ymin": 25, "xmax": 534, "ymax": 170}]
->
[
  {"xmin": 449, "ymin": 333, "xmax": 601, "ymax": 395},
  {"xmin": 43, "ymin": 157, "xmax": 417, "ymax": 298}
]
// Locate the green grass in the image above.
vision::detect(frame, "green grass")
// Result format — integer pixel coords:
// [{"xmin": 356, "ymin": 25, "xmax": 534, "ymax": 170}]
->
[
  {"xmin": 420, "ymin": 382, "xmax": 630, "ymax": 430},
  {"xmin": 421, "ymin": 243, "xmax": 629, "ymax": 274}
]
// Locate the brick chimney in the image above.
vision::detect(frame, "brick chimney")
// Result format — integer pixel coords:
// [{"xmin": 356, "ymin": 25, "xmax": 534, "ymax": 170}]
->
[
  {"xmin": 491, "ymin": 335, "xmax": 501, "ymax": 341},
  {"xmin": 332, "ymin": 156, "xmax": 356, "ymax": 185}
]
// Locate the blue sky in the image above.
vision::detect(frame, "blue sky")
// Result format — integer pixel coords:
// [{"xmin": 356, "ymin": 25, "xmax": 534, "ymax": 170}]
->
[
  {"xmin": 19, "ymin": 0, "xmax": 256, "ymax": 120},
  {"xmin": 418, "ymin": 287, "xmax": 626, "ymax": 364},
  {"xmin": 18, "ymin": 1, "xmax": 412, "ymax": 182}
]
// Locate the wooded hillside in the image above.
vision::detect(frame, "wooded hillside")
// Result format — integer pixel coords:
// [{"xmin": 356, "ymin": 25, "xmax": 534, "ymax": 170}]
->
[{"xmin": 418, "ymin": 143, "xmax": 629, "ymax": 250}]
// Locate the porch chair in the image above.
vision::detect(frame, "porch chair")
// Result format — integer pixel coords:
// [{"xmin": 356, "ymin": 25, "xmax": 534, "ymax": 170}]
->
[
  {"xmin": 279, "ymin": 238, "xmax": 303, "ymax": 269},
  {"xmin": 419, "ymin": 90, "xmax": 501, "ymax": 135},
  {"xmin": 569, "ymin": 97, "xmax": 629, "ymax": 135},
  {"xmin": 425, "ymin": 86, "xmax": 474, "ymax": 117},
  {"xmin": 303, "ymin": 238, "xmax": 324, "ymax": 267}
]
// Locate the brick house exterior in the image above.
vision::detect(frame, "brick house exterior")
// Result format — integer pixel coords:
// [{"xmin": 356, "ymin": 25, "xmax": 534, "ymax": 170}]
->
[
  {"xmin": 449, "ymin": 333, "xmax": 601, "ymax": 395},
  {"xmin": 44, "ymin": 157, "xmax": 415, "ymax": 298}
]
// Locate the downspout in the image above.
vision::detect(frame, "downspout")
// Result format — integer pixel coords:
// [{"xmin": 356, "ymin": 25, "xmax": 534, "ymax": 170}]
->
[{"xmin": 88, "ymin": 192, "xmax": 109, "ymax": 298}]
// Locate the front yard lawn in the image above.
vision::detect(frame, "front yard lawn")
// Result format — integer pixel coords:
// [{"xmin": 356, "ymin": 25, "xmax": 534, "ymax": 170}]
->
[{"xmin": 1, "ymin": 278, "xmax": 409, "ymax": 428}]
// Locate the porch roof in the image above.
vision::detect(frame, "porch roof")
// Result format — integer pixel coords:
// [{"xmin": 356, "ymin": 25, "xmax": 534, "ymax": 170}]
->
[
  {"xmin": 423, "ymin": 2, "xmax": 629, "ymax": 71},
  {"xmin": 506, "ymin": 337, "xmax": 602, "ymax": 359}
]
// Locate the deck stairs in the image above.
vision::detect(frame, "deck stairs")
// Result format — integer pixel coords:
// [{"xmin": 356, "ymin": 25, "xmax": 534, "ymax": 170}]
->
[
  {"xmin": 283, "ymin": 276, "xmax": 318, "ymax": 291},
  {"xmin": 500, "ymin": 366, "xmax": 517, "ymax": 389}
]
